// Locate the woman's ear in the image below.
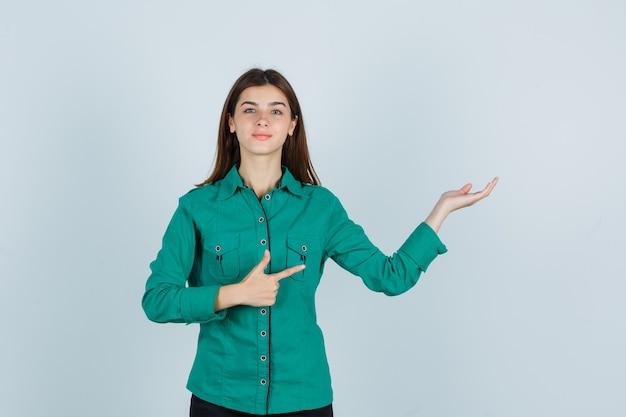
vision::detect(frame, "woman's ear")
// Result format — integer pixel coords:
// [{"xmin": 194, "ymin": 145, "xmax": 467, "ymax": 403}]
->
[
  {"xmin": 228, "ymin": 114, "xmax": 235, "ymax": 133},
  {"xmin": 289, "ymin": 115, "xmax": 298, "ymax": 136}
]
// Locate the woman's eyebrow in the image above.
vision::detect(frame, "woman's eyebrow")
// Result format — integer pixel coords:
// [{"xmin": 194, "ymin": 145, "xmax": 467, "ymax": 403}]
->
[{"xmin": 240, "ymin": 101, "xmax": 286, "ymax": 107}]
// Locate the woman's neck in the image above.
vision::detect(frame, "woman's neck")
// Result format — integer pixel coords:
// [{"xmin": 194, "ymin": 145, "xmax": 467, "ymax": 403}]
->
[{"xmin": 238, "ymin": 158, "xmax": 283, "ymax": 199}]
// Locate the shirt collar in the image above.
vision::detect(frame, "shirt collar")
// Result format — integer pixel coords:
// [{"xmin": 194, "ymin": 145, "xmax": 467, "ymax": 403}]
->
[
  {"xmin": 279, "ymin": 167, "xmax": 306, "ymax": 197},
  {"xmin": 217, "ymin": 165, "xmax": 306, "ymax": 200}
]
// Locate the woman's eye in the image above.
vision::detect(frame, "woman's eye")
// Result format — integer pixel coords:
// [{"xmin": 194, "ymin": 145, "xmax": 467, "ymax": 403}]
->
[
  {"xmin": 271, "ymin": 109, "xmax": 283, "ymax": 115},
  {"xmin": 244, "ymin": 108, "xmax": 255, "ymax": 113}
]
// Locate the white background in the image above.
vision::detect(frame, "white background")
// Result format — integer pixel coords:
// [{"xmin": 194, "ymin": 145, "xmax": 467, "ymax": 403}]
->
[{"xmin": 1, "ymin": 1, "xmax": 625, "ymax": 416}]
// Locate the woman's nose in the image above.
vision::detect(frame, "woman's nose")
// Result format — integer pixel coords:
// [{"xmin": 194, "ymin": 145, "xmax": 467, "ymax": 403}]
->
[{"xmin": 256, "ymin": 111, "xmax": 269, "ymax": 126}]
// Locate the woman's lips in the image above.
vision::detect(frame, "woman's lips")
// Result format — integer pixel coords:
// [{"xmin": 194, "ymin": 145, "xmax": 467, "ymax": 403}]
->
[{"xmin": 252, "ymin": 133, "xmax": 272, "ymax": 140}]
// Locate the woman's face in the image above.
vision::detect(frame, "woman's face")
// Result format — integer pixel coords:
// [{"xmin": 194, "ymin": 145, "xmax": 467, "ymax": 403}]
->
[{"xmin": 228, "ymin": 85, "xmax": 297, "ymax": 162}]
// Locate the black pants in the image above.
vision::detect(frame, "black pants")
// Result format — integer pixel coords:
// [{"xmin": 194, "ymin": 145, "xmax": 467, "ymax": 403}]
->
[{"xmin": 190, "ymin": 395, "xmax": 333, "ymax": 417}]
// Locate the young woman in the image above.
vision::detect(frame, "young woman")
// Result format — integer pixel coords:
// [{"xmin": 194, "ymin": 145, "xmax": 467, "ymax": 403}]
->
[{"xmin": 142, "ymin": 68, "xmax": 498, "ymax": 417}]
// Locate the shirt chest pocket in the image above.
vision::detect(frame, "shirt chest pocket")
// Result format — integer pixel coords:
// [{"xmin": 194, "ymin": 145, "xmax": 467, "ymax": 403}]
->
[
  {"xmin": 203, "ymin": 234, "xmax": 240, "ymax": 283},
  {"xmin": 286, "ymin": 234, "xmax": 322, "ymax": 281}
]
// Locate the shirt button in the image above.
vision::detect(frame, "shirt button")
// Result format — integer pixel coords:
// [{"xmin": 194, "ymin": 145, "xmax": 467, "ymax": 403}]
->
[
  {"xmin": 260, "ymin": 308, "xmax": 267, "ymax": 315},
  {"xmin": 260, "ymin": 355, "xmax": 267, "ymax": 361},
  {"xmin": 301, "ymin": 245, "xmax": 307, "ymax": 252},
  {"xmin": 258, "ymin": 217, "xmax": 265, "ymax": 223},
  {"xmin": 260, "ymin": 379, "xmax": 267, "ymax": 385},
  {"xmin": 264, "ymin": 194, "xmax": 271, "ymax": 201},
  {"xmin": 215, "ymin": 245, "xmax": 222, "ymax": 252},
  {"xmin": 260, "ymin": 239, "xmax": 267, "ymax": 245},
  {"xmin": 260, "ymin": 330, "xmax": 267, "ymax": 337}
]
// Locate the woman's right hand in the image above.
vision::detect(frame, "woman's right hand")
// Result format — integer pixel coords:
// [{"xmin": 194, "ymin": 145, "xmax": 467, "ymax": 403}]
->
[{"xmin": 214, "ymin": 250, "xmax": 305, "ymax": 311}]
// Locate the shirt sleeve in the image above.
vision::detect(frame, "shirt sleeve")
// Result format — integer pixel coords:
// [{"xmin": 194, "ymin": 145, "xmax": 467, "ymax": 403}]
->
[
  {"xmin": 325, "ymin": 194, "xmax": 447, "ymax": 296},
  {"xmin": 142, "ymin": 199, "xmax": 227, "ymax": 324}
]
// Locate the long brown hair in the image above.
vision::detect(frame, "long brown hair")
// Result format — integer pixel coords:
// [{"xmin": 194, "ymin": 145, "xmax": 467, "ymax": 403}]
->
[{"xmin": 197, "ymin": 68, "xmax": 320, "ymax": 186}]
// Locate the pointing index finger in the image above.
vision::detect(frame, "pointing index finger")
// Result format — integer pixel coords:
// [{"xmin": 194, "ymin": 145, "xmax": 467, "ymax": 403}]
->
[{"xmin": 274, "ymin": 264, "xmax": 306, "ymax": 281}]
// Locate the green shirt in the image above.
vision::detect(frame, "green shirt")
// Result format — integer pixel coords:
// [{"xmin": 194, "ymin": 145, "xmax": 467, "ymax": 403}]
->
[{"xmin": 142, "ymin": 166, "xmax": 447, "ymax": 415}]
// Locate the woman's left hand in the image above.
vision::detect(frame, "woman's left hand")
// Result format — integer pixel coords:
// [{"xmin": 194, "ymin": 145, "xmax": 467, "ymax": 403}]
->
[{"xmin": 425, "ymin": 177, "xmax": 499, "ymax": 233}]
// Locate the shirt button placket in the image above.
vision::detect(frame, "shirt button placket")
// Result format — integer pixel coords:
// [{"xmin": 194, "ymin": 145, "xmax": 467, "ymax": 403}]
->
[
  {"xmin": 256, "ymin": 192, "xmax": 272, "ymax": 408},
  {"xmin": 257, "ymin": 307, "xmax": 270, "ymax": 402}
]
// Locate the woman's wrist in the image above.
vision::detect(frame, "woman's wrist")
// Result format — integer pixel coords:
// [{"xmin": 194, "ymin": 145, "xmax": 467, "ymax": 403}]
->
[
  {"xmin": 424, "ymin": 203, "xmax": 450, "ymax": 234},
  {"xmin": 214, "ymin": 283, "xmax": 243, "ymax": 312}
]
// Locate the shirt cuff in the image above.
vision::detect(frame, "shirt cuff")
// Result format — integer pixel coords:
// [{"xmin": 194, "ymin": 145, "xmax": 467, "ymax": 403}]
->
[
  {"xmin": 398, "ymin": 222, "xmax": 447, "ymax": 272},
  {"xmin": 180, "ymin": 285, "xmax": 228, "ymax": 323}
]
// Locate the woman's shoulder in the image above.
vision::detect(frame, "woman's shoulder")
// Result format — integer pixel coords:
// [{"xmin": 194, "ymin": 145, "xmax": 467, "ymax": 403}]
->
[
  {"xmin": 178, "ymin": 182, "xmax": 220, "ymax": 205},
  {"xmin": 299, "ymin": 183, "xmax": 341, "ymax": 204}
]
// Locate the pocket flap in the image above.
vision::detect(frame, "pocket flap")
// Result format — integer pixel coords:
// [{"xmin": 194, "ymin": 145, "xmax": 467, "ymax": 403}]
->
[
  {"xmin": 287, "ymin": 234, "xmax": 321, "ymax": 256},
  {"xmin": 204, "ymin": 234, "xmax": 240, "ymax": 256}
]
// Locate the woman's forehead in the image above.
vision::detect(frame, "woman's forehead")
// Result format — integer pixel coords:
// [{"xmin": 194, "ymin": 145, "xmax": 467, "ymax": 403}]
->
[{"xmin": 238, "ymin": 85, "xmax": 289, "ymax": 105}]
